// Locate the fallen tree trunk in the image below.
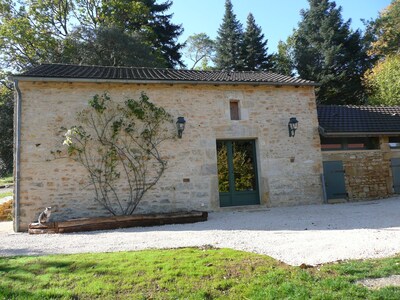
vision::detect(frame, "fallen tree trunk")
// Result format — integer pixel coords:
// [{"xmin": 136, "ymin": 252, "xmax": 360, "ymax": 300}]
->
[{"xmin": 29, "ymin": 211, "xmax": 208, "ymax": 234}]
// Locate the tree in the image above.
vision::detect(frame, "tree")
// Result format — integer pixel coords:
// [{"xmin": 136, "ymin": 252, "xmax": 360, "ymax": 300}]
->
[
  {"xmin": 0, "ymin": 0, "xmax": 62, "ymax": 71},
  {"xmin": 184, "ymin": 33, "xmax": 215, "ymax": 70},
  {"xmin": 0, "ymin": 85, "xmax": 13, "ymax": 177},
  {"xmin": 214, "ymin": 0, "xmax": 243, "ymax": 70},
  {"xmin": 104, "ymin": 0, "xmax": 183, "ymax": 68},
  {"xmin": 364, "ymin": 54, "xmax": 400, "ymax": 105},
  {"xmin": 363, "ymin": 1, "xmax": 400, "ymax": 105},
  {"xmin": 293, "ymin": 0, "xmax": 370, "ymax": 105},
  {"xmin": 72, "ymin": 26, "xmax": 167, "ymax": 67},
  {"xmin": 271, "ymin": 37, "xmax": 295, "ymax": 76},
  {"xmin": 367, "ymin": 0, "xmax": 400, "ymax": 57},
  {"xmin": 62, "ymin": 93, "xmax": 175, "ymax": 215},
  {"xmin": 242, "ymin": 13, "xmax": 272, "ymax": 71},
  {"xmin": 95, "ymin": 0, "xmax": 184, "ymax": 68},
  {"xmin": 0, "ymin": 0, "xmax": 183, "ymax": 71}
]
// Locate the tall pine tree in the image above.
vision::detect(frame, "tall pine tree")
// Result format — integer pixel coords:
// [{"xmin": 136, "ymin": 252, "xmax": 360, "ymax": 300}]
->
[
  {"xmin": 242, "ymin": 13, "xmax": 272, "ymax": 71},
  {"xmin": 96, "ymin": 0, "xmax": 184, "ymax": 68},
  {"xmin": 293, "ymin": 0, "xmax": 370, "ymax": 104},
  {"xmin": 215, "ymin": 0, "xmax": 243, "ymax": 70}
]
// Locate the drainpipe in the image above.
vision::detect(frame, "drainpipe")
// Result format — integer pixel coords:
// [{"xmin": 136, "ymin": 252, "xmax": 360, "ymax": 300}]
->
[{"xmin": 13, "ymin": 79, "xmax": 22, "ymax": 232}]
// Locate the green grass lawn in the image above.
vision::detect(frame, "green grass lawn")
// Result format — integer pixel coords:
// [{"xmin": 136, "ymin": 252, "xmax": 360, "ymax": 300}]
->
[
  {"xmin": 0, "ymin": 248, "xmax": 399, "ymax": 299},
  {"xmin": 0, "ymin": 191, "xmax": 12, "ymax": 199},
  {"xmin": 0, "ymin": 174, "xmax": 13, "ymax": 186}
]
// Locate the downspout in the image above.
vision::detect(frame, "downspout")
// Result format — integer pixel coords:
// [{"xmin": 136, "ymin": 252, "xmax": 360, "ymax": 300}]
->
[{"xmin": 13, "ymin": 79, "xmax": 22, "ymax": 232}]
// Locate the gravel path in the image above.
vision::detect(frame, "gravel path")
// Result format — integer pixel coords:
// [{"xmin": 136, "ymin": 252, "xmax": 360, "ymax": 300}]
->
[{"xmin": 1, "ymin": 197, "xmax": 400, "ymax": 266}]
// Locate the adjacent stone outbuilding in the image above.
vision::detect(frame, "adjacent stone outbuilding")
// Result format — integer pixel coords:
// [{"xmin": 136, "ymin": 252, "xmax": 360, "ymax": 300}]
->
[
  {"xmin": 11, "ymin": 64, "xmax": 323, "ymax": 231},
  {"xmin": 318, "ymin": 105, "xmax": 400, "ymax": 202}
]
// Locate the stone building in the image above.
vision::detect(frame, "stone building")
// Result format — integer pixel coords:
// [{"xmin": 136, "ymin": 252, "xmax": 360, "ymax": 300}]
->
[
  {"xmin": 318, "ymin": 105, "xmax": 400, "ymax": 202},
  {"xmin": 11, "ymin": 64, "xmax": 323, "ymax": 231}
]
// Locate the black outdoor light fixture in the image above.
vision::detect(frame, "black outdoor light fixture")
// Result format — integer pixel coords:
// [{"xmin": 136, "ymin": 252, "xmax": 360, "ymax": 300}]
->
[
  {"xmin": 288, "ymin": 117, "xmax": 298, "ymax": 137},
  {"xmin": 176, "ymin": 116, "xmax": 186, "ymax": 138}
]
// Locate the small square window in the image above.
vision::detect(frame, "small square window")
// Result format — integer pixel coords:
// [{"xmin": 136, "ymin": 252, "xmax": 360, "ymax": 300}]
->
[{"xmin": 230, "ymin": 101, "xmax": 240, "ymax": 120}]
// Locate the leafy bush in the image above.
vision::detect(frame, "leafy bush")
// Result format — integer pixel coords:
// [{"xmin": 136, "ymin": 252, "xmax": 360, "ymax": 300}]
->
[
  {"xmin": 0, "ymin": 87, "xmax": 13, "ymax": 178},
  {"xmin": 0, "ymin": 199, "xmax": 12, "ymax": 221}
]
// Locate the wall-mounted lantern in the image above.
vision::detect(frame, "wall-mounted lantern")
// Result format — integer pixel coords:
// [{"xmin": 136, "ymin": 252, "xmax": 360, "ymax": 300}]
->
[
  {"xmin": 288, "ymin": 117, "xmax": 298, "ymax": 137},
  {"xmin": 176, "ymin": 116, "xmax": 186, "ymax": 138}
]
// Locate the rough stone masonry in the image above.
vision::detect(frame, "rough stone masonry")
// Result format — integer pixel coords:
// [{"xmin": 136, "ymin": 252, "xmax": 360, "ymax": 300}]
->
[{"xmin": 15, "ymin": 80, "xmax": 323, "ymax": 231}]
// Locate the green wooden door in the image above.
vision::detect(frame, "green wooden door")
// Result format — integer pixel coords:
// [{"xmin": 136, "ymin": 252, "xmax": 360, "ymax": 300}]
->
[
  {"xmin": 323, "ymin": 161, "xmax": 347, "ymax": 200},
  {"xmin": 391, "ymin": 158, "xmax": 400, "ymax": 194},
  {"xmin": 217, "ymin": 140, "xmax": 260, "ymax": 207}
]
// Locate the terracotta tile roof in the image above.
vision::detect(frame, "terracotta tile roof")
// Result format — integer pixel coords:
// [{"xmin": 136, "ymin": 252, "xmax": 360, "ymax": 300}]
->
[
  {"xmin": 318, "ymin": 105, "xmax": 400, "ymax": 135},
  {"xmin": 14, "ymin": 63, "xmax": 317, "ymax": 86}
]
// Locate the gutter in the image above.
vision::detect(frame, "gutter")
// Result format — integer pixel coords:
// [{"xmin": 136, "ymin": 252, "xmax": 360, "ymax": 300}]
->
[
  {"xmin": 10, "ymin": 76, "xmax": 319, "ymax": 87},
  {"xmin": 13, "ymin": 79, "xmax": 22, "ymax": 232},
  {"xmin": 318, "ymin": 125, "xmax": 400, "ymax": 137}
]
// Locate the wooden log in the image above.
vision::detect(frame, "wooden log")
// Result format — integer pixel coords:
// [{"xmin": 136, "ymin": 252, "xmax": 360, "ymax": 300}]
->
[
  {"xmin": 28, "ymin": 211, "xmax": 208, "ymax": 234},
  {"xmin": 56, "ymin": 211, "xmax": 207, "ymax": 228},
  {"xmin": 28, "ymin": 228, "xmax": 58, "ymax": 234},
  {"xmin": 29, "ymin": 222, "xmax": 56, "ymax": 229},
  {"xmin": 57, "ymin": 211, "xmax": 208, "ymax": 233}
]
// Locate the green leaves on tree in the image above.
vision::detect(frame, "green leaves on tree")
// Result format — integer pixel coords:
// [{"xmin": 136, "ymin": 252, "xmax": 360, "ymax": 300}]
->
[
  {"xmin": 364, "ymin": 54, "xmax": 400, "ymax": 105},
  {"xmin": 293, "ymin": 0, "xmax": 371, "ymax": 105},
  {"xmin": 184, "ymin": 33, "xmax": 216, "ymax": 70},
  {"xmin": 0, "ymin": 86, "xmax": 13, "ymax": 177},
  {"xmin": 0, "ymin": 0, "xmax": 184, "ymax": 71},
  {"xmin": 215, "ymin": 0, "xmax": 273, "ymax": 71}
]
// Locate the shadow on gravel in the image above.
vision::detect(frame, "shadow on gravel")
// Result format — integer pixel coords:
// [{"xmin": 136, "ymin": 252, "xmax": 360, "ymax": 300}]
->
[
  {"xmin": 79, "ymin": 197, "xmax": 400, "ymax": 235},
  {"xmin": 0, "ymin": 248, "xmax": 47, "ymax": 257}
]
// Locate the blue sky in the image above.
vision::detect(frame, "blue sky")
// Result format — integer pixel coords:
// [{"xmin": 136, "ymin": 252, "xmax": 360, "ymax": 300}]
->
[{"xmin": 171, "ymin": 0, "xmax": 392, "ymax": 66}]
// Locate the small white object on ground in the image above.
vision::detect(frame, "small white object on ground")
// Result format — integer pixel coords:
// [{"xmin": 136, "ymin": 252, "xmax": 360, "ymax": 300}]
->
[
  {"xmin": 357, "ymin": 275, "xmax": 400, "ymax": 289},
  {"xmin": 0, "ymin": 197, "xmax": 400, "ymax": 266}
]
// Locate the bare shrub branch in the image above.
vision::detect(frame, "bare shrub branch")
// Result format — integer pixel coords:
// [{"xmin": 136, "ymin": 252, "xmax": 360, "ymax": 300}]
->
[{"xmin": 62, "ymin": 92, "xmax": 175, "ymax": 215}]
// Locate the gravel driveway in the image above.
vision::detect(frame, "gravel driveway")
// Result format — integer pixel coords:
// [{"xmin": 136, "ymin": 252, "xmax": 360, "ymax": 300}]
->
[{"xmin": 1, "ymin": 197, "xmax": 400, "ymax": 266}]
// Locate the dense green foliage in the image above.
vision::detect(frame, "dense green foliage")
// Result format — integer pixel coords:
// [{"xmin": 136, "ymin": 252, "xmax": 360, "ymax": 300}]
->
[
  {"xmin": 364, "ymin": 54, "xmax": 400, "ymax": 105},
  {"xmin": 62, "ymin": 93, "xmax": 175, "ymax": 215},
  {"xmin": 367, "ymin": 0, "xmax": 400, "ymax": 58},
  {"xmin": 242, "ymin": 13, "xmax": 273, "ymax": 71},
  {"xmin": 0, "ymin": 249, "xmax": 399, "ymax": 299},
  {"xmin": 293, "ymin": 0, "xmax": 371, "ymax": 105},
  {"xmin": 363, "ymin": 0, "xmax": 400, "ymax": 105},
  {"xmin": 214, "ymin": 0, "xmax": 243, "ymax": 70},
  {"xmin": 0, "ymin": 86, "xmax": 13, "ymax": 178},
  {"xmin": 0, "ymin": 0, "xmax": 183, "ymax": 71},
  {"xmin": 70, "ymin": 26, "xmax": 167, "ymax": 67},
  {"xmin": 215, "ymin": 1, "xmax": 272, "ymax": 71},
  {"xmin": 271, "ymin": 37, "xmax": 295, "ymax": 76},
  {"xmin": 95, "ymin": 0, "xmax": 184, "ymax": 68}
]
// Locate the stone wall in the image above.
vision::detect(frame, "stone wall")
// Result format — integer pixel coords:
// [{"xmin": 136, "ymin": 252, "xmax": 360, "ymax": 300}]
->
[
  {"xmin": 322, "ymin": 149, "xmax": 392, "ymax": 200},
  {"xmin": 15, "ymin": 81, "xmax": 323, "ymax": 231},
  {"xmin": 320, "ymin": 135, "xmax": 400, "ymax": 200}
]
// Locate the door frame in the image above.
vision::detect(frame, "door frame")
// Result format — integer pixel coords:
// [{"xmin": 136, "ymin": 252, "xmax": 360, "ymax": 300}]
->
[{"xmin": 217, "ymin": 139, "xmax": 260, "ymax": 207}]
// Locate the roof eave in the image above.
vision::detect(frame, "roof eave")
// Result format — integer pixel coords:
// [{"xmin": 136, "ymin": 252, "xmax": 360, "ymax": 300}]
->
[
  {"xmin": 9, "ymin": 75, "xmax": 319, "ymax": 87},
  {"xmin": 319, "ymin": 126, "xmax": 400, "ymax": 137}
]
